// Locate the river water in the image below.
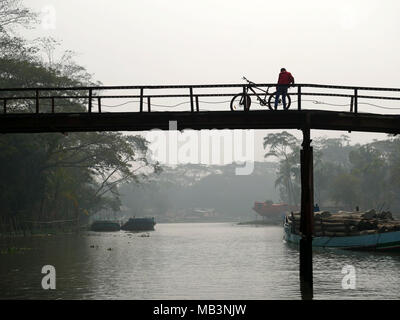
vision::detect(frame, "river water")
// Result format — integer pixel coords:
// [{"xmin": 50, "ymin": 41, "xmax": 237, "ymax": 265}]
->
[{"xmin": 1, "ymin": 222, "xmax": 400, "ymax": 300}]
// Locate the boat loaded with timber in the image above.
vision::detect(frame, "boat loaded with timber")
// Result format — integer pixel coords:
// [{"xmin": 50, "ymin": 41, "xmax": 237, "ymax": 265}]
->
[{"xmin": 284, "ymin": 209, "xmax": 400, "ymax": 251}]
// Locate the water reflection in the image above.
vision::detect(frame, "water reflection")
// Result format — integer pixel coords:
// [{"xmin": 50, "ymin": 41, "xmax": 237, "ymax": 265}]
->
[{"xmin": 0, "ymin": 223, "xmax": 399, "ymax": 299}]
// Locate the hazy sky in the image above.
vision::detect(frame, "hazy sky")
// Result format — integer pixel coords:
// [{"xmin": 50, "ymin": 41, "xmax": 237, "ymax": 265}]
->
[{"xmin": 22, "ymin": 0, "xmax": 400, "ymax": 161}]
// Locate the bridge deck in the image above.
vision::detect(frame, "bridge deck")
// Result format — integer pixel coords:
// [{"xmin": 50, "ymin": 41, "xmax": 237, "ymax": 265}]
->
[{"xmin": 1, "ymin": 109, "xmax": 400, "ymax": 134}]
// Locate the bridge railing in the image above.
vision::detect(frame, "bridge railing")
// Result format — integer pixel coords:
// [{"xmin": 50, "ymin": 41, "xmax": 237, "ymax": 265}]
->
[{"xmin": 0, "ymin": 83, "xmax": 400, "ymax": 114}]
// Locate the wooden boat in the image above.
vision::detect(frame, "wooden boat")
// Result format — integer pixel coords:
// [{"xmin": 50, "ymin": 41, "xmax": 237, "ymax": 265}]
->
[
  {"xmin": 283, "ymin": 215, "xmax": 400, "ymax": 251},
  {"xmin": 121, "ymin": 217, "xmax": 156, "ymax": 231},
  {"xmin": 252, "ymin": 201, "xmax": 297, "ymax": 222},
  {"xmin": 90, "ymin": 220, "xmax": 120, "ymax": 232}
]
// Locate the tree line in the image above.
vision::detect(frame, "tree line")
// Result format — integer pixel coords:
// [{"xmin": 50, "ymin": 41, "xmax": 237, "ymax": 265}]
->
[
  {"xmin": 0, "ymin": 0, "xmax": 159, "ymax": 232},
  {"xmin": 264, "ymin": 131, "xmax": 400, "ymax": 215},
  {"xmin": 119, "ymin": 162, "xmax": 279, "ymax": 222}
]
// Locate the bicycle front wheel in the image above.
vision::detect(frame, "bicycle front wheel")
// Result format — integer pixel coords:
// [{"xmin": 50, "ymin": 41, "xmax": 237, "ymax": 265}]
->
[
  {"xmin": 268, "ymin": 92, "xmax": 291, "ymax": 110},
  {"xmin": 230, "ymin": 94, "xmax": 251, "ymax": 111}
]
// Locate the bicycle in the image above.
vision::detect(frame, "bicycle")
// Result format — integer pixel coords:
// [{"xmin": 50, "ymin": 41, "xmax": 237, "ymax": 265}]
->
[{"xmin": 230, "ymin": 76, "xmax": 292, "ymax": 111}]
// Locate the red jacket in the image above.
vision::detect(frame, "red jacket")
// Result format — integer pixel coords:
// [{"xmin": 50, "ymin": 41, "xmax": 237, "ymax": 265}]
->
[{"xmin": 278, "ymin": 71, "xmax": 294, "ymax": 85}]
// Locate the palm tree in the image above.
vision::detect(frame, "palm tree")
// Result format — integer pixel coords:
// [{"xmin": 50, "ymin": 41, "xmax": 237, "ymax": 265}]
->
[{"xmin": 264, "ymin": 132, "xmax": 300, "ymax": 206}]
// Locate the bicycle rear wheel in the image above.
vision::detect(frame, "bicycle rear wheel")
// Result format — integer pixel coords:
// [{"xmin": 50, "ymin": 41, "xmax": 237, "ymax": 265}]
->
[
  {"xmin": 230, "ymin": 94, "xmax": 251, "ymax": 111},
  {"xmin": 268, "ymin": 92, "xmax": 291, "ymax": 110}
]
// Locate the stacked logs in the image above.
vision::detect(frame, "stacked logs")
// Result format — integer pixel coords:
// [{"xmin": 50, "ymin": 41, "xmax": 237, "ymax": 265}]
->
[{"xmin": 287, "ymin": 209, "xmax": 400, "ymax": 237}]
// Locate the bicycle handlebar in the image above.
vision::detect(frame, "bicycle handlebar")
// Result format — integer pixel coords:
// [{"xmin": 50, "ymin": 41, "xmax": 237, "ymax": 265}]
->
[
  {"xmin": 243, "ymin": 76, "xmax": 294, "ymax": 90},
  {"xmin": 242, "ymin": 76, "xmax": 255, "ymax": 85}
]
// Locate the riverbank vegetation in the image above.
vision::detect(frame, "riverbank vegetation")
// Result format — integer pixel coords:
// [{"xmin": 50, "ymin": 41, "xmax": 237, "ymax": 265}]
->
[
  {"xmin": 120, "ymin": 132, "xmax": 400, "ymax": 223},
  {"xmin": 0, "ymin": 0, "xmax": 160, "ymax": 235},
  {"xmin": 264, "ymin": 131, "xmax": 400, "ymax": 216},
  {"xmin": 119, "ymin": 162, "xmax": 279, "ymax": 222}
]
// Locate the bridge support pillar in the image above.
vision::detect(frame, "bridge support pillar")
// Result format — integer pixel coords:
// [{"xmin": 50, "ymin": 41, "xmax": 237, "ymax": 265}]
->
[{"xmin": 299, "ymin": 127, "xmax": 314, "ymax": 300}]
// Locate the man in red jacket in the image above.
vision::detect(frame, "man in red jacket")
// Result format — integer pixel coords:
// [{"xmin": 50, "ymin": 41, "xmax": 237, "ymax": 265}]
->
[{"xmin": 274, "ymin": 68, "xmax": 295, "ymax": 110}]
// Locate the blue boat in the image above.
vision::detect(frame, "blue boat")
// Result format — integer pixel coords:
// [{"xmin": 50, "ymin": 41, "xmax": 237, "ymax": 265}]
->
[{"xmin": 283, "ymin": 217, "xmax": 400, "ymax": 251}]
